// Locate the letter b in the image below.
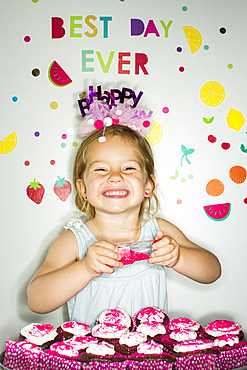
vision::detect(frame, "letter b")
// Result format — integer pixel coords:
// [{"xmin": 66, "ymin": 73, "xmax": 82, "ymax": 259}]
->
[{"xmin": 51, "ymin": 17, "xmax": 66, "ymax": 39}]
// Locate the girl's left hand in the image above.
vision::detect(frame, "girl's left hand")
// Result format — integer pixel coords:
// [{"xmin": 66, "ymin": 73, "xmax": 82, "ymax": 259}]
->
[{"xmin": 149, "ymin": 230, "xmax": 180, "ymax": 268}]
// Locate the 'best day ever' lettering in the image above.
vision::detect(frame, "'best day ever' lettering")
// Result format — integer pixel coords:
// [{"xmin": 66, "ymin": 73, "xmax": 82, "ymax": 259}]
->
[{"xmin": 51, "ymin": 16, "xmax": 173, "ymax": 75}]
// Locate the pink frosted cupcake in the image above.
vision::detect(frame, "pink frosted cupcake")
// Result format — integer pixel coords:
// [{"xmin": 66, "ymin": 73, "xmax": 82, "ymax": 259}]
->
[
  {"xmin": 169, "ymin": 317, "xmax": 202, "ymax": 333},
  {"xmin": 18, "ymin": 323, "xmax": 59, "ymax": 349},
  {"xmin": 213, "ymin": 334, "xmax": 247, "ymax": 370},
  {"xmin": 203, "ymin": 319, "xmax": 244, "ymax": 340},
  {"xmin": 116, "ymin": 331, "xmax": 147, "ymax": 355},
  {"xmin": 133, "ymin": 307, "xmax": 169, "ymax": 328},
  {"xmin": 4, "ymin": 340, "xmax": 41, "ymax": 370},
  {"xmin": 172, "ymin": 339, "xmax": 218, "ymax": 370},
  {"xmin": 136, "ymin": 321, "xmax": 167, "ymax": 341},
  {"xmin": 128, "ymin": 340, "xmax": 176, "ymax": 370},
  {"xmin": 159, "ymin": 317, "xmax": 202, "ymax": 350},
  {"xmin": 92, "ymin": 322, "xmax": 129, "ymax": 346},
  {"xmin": 65, "ymin": 335, "xmax": 98, "ymax": 350},
  {"xmin": 96, "ymin": 308, "xmax": 133, "ymax": 330},
  {"xmin": 77, "ymin": 341, "xmax": 128, "ymax": 369},
  {"xmin": 57, "ymin": 320, "xmax": 91, "ymax": 340}
]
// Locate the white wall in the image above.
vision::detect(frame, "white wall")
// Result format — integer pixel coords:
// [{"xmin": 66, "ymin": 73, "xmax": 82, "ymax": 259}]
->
[{"xmin": 1, "ymin": 0, "xmax": 247, "ymax": 352}]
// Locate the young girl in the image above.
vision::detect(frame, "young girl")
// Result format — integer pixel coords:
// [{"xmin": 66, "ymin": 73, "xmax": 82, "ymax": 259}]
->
[{"xmin": 27, "ymin": 98, "xmax": 221, "ymax": 327}]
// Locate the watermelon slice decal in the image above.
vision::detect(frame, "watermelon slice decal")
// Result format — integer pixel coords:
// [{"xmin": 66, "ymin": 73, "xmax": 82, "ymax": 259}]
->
[
  {"xmin": 203, "ymin": 203, "xmax": 231, "ymax": 221},
  {"xmin": 48, "ymin": 60, "xmax": 72, "ymax": 87}
]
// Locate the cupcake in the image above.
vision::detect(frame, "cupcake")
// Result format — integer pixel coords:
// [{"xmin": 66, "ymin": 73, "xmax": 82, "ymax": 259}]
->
[
  {"xmin": 128, "ymin": 340, "xmax": 176, "ymax": 370},
  {"xmin": 57, "ymin": 320, "xmax": 91, "ymax": 340},
  {"xmin": 46, "ymin": 341, "xmax": 80, "ymax": 359},
  {"xmin": 18, "ymin": 323, "xmax": 59, "ymax": 349},
  {"xmin": 169, "ymin": 317, "xmax": 201, "ymax": 332},
  {"xmin": 96, "ymin": 308, "xmax": 133, "ymax": 330},
  {"xmin": 213, "ymin": 334, "xmax": 247, "ymax": 370},
  {"xmin": 204, "ymin": 319, "xmax": 244, "ymax": 340},
  {"xmin": 133, "ymin": 307, "xmax": 169, "ymax": 328},
  {"xmin": 116, "ymin": 331, "xmax": 147, "ymax": 355},
  {"xmin": 136, "ymin": 321, "xmax": 167, "ymax": 340},
  {"xmin": 77, "ymin": 341, "xmax": 128, "ymax": 369},
  {"xmin": 172, "ymin": 339, "xmax": 218, "ymax": 370},
  {"xmin": 91, "ymin": 322, "xmax": 129, "ymax": 346},
  {"xmin": 65, "ymin": 335, "xmax": 98, "ymax": 350},
  {"xmin": 4, "ymin": 340, "xmax": 41, "ymax": 370}
]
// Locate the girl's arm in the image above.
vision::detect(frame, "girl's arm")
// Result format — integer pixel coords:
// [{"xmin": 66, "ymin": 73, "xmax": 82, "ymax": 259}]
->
[
  {"xmin": 149, "ymin": 218, "xmax": 221, "ymax": 284},
  {"xmin": 27, "ymin": 230, "xmax": 122, "ymax": 314}
]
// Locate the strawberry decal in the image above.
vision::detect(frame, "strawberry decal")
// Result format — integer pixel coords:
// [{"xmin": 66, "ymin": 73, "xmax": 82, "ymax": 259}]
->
[
  {"xmin": 26, "ymin": 178, "xmax": 45, "ymax": 204},
  {"xmin": 53, "ymin": 176, "xmax": 71, "ymax": 201}
]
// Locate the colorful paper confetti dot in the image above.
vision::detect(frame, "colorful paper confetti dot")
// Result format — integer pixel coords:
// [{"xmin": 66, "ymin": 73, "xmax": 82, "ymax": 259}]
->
[
  {"xmin": 179, "ymin": 66, "xmax": 185, "ymax": 72},
  {"xmin": 50, "ymin": 160, "xmax": 56, "ymax": 165},
  {"xmin": 204, "ymin": 45, "xmax": 209, "ymax": 50},
  {"xmin": 61, "ymin": 143, "xmax": 66, "ymax": 148},
  {"xmin": 177, "ymin": 199, "xmax": 182, "ymax": 204},
  {"xmin": 72, "ymin": 142, "xmax": 78, "ymax": 147},
  {"xmin": 62, "ymin": 134, "xmax": 67, "ymax": 139},
  {"xmin": 34, "ymin": 131, "xmax": 40, "ymax": 137},
  {"xmin": 50, "ymin": 101, "xmax": 58, "ymax": 110},
  {"xmin": 221, "ymin": 142, "xmax": 231, "ymax": 150},
  {"xmin": 228, "ymin": 64, "xmax": 233, "ymax": 69},
  {"xmin": 24, "ymin": 160, "xmax": 30, "ymax": 166},
  {"xmin": 188, "ymin": 174, "xmax": 193, "ymax": 179},
  {"xmin": 162, "ymin": 107, "xmax": 169, "ymax": 114},
  {"xmin": 208, "ymin": 135, "xmax": 217, "ymax": 143},
  {"xmin": 12, "ymin": 96, "xmax": 18, "ymax": 102},
  {"xmin": 32, "ymin": 0, "xmax": 39, "ymax": 2},
  {"xmin": 24, "ymin": 36, "xmax": 31, "ymax": 42},
  {"xmin": 181, "ymin": 178, "xmax": 186, "ymax": 183},
  {"xmin": 177, "ymin": 47, "xmax": 182, "ymax": 52},
  {"xmin": 32, "ymin": 68, "xmax": 40, "ymax": 77},
  {"xmin": 220, "ymin": 27, "xmax": 226, "ymax": 34},
  {"xmin": 182, "ymin": 6, "xmax": 188, "ymax": 11},
  {"xmin": 244, "ymin": 197, "xmax": 247, "ymax": 205}
]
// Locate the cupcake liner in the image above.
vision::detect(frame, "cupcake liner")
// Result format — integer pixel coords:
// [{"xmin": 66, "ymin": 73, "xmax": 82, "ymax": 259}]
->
[
  {"xmin": 174, "ymin": 353, "xmax": 217, "ymax": 370},
  {"xmin": 81, "ymin": 361, "xmax": 128, "ymax": 370},
  {"xmin": 127, "ymin": 352, "xmax": 176, "ymax": 370},
  {"xmin": 127, "ymin": 360, "xmax": 174, "ymax": 370},
  {"xmin": 3, "ymin": 341, "xmax": 40, "ymax": 370},
  {"xmin": 78, "ymin": 352, "xmax": 127, "ymax": 363},
  {"xmin": 39, "ymin": 351, "xmax": 81, "ymax": 370},
  {"xmin": 215, "ymin": 342, "xmax": 247, "ymax": 370}
]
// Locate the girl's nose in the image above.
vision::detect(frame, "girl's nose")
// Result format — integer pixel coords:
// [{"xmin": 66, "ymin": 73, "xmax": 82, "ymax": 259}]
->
[{"xmin": 108, "ymin": 171, "xmax": 123, "ymax": 183}]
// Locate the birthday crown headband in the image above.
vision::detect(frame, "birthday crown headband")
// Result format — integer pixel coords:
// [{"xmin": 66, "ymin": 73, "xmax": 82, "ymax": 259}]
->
[{"xmin": 78, "ymin": 86, "xmax": 153, "ymax": 142}]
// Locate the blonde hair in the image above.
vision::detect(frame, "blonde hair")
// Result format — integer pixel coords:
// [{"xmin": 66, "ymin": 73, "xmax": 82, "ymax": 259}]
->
[{"xmin": 73, "ymin": 125, "xmax": 160, "ymax": 221}]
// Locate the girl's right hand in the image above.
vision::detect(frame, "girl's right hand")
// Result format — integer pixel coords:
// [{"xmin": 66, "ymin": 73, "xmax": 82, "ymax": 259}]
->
[{"xmin": 84, "ymin": 241, "xmax": 123, "ymax": 277}]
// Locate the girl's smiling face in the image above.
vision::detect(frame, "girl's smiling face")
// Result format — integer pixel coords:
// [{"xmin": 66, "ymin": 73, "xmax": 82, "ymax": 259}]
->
[{"xmin": 77, "ymin": 135, "xmax": 152, "ymax": 217}]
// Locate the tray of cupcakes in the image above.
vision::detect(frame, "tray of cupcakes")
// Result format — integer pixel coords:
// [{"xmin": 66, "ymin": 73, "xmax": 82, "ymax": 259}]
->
[{"xmin": 1, "ymin": 307, "xmax": 247, "ymax": 370}]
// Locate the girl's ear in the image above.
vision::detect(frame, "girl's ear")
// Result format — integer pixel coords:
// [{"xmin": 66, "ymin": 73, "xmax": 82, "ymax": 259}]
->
[
  {"xmin": 76, "ymin": 179, "xmax": 86, "ymax": 198},
  {"xmin": 145, "ymin": 175, "xmax": 155, "ymax": 197}
]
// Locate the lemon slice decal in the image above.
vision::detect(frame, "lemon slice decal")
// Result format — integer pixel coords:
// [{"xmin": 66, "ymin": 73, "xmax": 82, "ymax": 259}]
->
[
  {"xmin": 0, "ymin": 131, "xmax": 17, "ymax": 154},
  {"xmin": 200, "ymin": 81, "xmax": 225, "ymax": 107},
  {"xmin": 182, "ymin": 26, "xmax": 202, "ymax": 54},
  {"xmin": 226, "ymin": 108, "xmax": 245, "ymax": 131},
  {"xmin": 146, "ymin": 121, "xmax": 163, "ymax": 146}
]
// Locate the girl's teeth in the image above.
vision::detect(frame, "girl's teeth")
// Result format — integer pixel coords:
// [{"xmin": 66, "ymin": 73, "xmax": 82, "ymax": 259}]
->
[{"xmin": 105, "ymin": 191, "xmax": 127, "ymax": 196}]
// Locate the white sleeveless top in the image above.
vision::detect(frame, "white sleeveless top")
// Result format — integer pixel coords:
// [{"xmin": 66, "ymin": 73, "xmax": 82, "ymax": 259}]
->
[{"xmin": 65, "ymin": 218, "xmax": 167, "ymax": 327}]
